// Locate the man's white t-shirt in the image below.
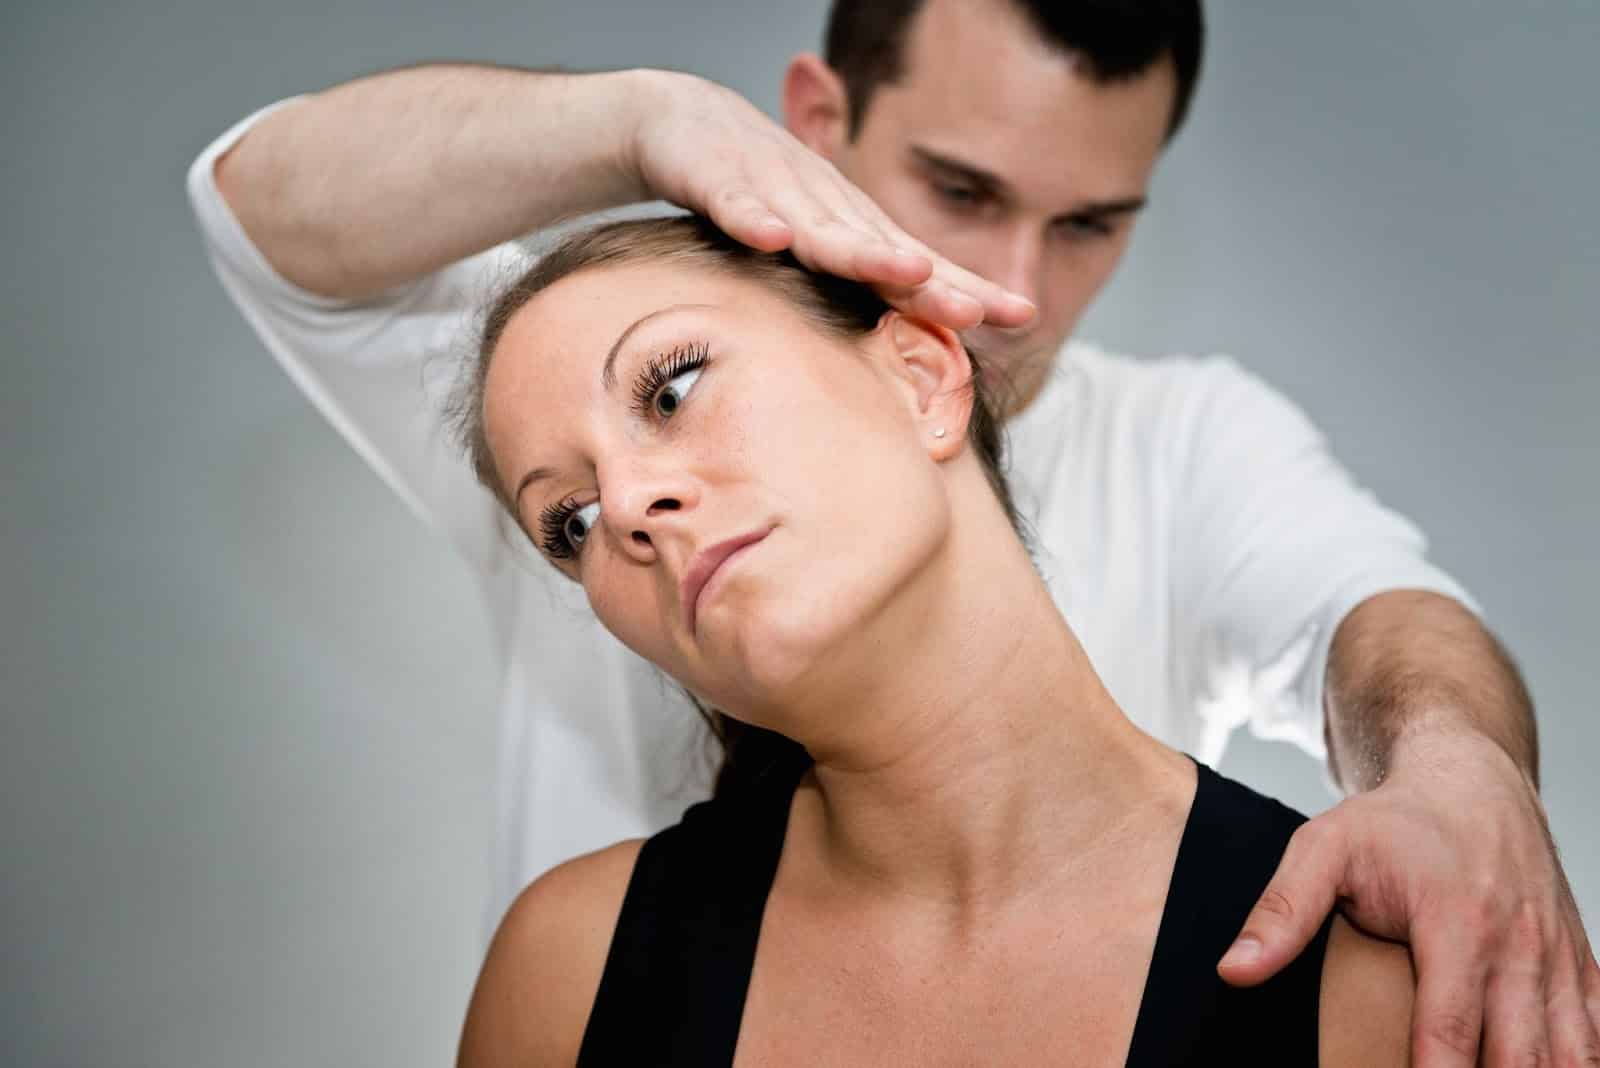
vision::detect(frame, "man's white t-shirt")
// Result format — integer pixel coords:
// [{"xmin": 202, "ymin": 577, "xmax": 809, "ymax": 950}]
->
[{"xmin": 187, "ymin": 100, "xmax": 1477, "ymax": 937}]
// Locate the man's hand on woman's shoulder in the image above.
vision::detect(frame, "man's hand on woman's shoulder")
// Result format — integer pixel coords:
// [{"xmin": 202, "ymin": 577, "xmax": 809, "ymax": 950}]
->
[{"xmin": 1219, "ymin": 728, "xmax": 1600, "ymax": 1068}]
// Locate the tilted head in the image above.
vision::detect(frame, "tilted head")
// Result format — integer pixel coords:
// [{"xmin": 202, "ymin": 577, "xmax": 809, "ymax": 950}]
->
[
  {"xmin": 453, "ymin": 216, "xmax": 1026, "ymax": 736},
  {"xmin": 788, "ymin": 0, "xmax": 1204, "ymax": 408}
]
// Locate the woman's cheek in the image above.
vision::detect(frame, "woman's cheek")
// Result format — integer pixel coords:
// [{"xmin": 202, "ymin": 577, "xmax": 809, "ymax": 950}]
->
[
  {"xmin": 583, "ymin": 569, "xmax": 626, "ymax": 639},
  {"xmin": 586, "ymin": 568, "xmax": 667, "ymax": 663}
]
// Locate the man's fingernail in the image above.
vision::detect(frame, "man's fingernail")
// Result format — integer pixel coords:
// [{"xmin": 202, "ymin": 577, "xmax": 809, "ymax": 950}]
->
[{"xmin": 1222, "ymin": 936, "xmax": 1262, "ymax": 967}]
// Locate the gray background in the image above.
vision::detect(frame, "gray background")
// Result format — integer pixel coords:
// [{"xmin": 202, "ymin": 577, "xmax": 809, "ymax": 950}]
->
[{"xmin": 3, "ymin": 0, "xmax": 1595, "ymax": 1064}]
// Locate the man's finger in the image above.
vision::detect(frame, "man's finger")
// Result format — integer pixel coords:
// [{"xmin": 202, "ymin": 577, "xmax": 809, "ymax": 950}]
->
[
  {"xmin": 936, "ymin": 268, "xmax": 1036, "ymax": 328},
  {"xmin": 1586, "ymin": 949, "xmax": 1600, "ymax": 1036},
  {"xmin": 876, "ymin": 279, "xmax": 986, "ymax": 331},
  {"xmin": 1217, "ymin": 820, "xmax": 1343, "ymax": 987},
  {"xmin": 1569, "ymin": 911, "xmax": 1600, "ymax": 1040},
  {"xmin": 800, "ymin": 173, "xmax": 1035, "ymax": 326},
  {"xmin": 1410, "ymin": 927, "xmax": 1491, "ymax": 1068},
  {"xmin": 759, "ymin": 190, "xmax": 924, "ymax": 287},
  {"xmin": 1570, "ymin": 920, "xmax": 1600, "ymax": 1065},
  {"xmin": 1544, "ymin": 936, "xmax": 1600, "ymax": 1068},
  {"xmin": 703, "ymin": 186, "xmax": 794, "ymax": 254},
  {"xmin": 1477, "ymin": 917, "xmax": 1550, "ymax": 1068}
]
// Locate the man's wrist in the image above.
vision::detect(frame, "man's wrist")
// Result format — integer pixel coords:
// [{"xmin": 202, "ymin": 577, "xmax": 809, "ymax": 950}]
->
[
  {"xmin": 1323, "ymin": 590, "xmax": 1538, "ymax": 790},
  {"xmin": 1384, "ymin": 716, "xmax": 1536, "ymax": 793},
  {"xmin": 600, "ymin": 69, "xmax": 665, "ymax": 201}
]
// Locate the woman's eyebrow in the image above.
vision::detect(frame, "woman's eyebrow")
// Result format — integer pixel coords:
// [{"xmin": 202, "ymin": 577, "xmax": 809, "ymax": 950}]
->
[
  {"xmin": 513, "ymin": 302, "xmax": 716, "ymax": 507},
  {"xmin": 599, "ymin": 303, "xmax": 713, "ymax": 389},
  {"xmin": 513, "ymin": 466, "xmax": 558, "ymax": 508}
]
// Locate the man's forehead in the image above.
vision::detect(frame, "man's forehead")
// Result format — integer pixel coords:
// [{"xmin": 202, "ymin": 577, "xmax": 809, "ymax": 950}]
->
[
  {"xmin": 900, "ymin": 0, "xmax": 1075, "ymax": 90},
  {"xmin": 864, "ymin": 45, "xmax": 1171, "ymax": 195},
  {"xmin": 876, "ymin": 0, "xmax": 1174, "ymax": 154}
]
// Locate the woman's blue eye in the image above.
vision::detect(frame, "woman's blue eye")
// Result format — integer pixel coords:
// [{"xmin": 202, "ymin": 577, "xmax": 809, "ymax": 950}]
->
[
  {"xmin": 563, "ymin": 500, "xmax": 601, "ymax": 552},
  {"xmin": 653, "ymin": 365, "xmax": 702, "ymax": 418}
]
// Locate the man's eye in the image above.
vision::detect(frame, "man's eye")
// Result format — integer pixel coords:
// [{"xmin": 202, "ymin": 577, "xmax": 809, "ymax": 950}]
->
[
  {"xmin": 1057, "ymin": 215, "xmax": 1113, "ymax": 240},
  {"xmin": 652, "ymin": 365, "xmax": 703, "ymax": 418},
  {"xmin": 935, "ymin": 183, "xmax": 981, "ymax": 205}
]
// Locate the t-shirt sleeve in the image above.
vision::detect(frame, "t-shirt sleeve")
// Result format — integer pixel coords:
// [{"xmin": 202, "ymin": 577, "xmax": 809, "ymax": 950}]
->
[
  {"xmin": 185, "ymin": 96, "xmax": 534, "ymax": 574},
  {"xmin": 1167, "ymin": 356, "xmax": 1480, "ymax": 763}
]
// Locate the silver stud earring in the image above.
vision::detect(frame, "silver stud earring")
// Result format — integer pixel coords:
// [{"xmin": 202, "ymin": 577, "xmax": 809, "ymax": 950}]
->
[{"xmin": 933, "ymin": 428, "xmax": 948, "ymax": 439}]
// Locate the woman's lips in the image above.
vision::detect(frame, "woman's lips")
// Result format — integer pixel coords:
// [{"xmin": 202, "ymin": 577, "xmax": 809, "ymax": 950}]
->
[{"xmin": 681, "ymin": 527, "xmax": 773, "ymax": 635}]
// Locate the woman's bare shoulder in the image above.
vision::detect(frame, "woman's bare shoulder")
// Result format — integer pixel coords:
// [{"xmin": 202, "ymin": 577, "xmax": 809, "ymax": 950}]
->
[
  {"xmin": 456, "ymin": 838, "xmax": 645, "ymax": 1068},
  {"xmin": 1319, "ymin": 914, "xmax": 1416, "ymax": 1067}
]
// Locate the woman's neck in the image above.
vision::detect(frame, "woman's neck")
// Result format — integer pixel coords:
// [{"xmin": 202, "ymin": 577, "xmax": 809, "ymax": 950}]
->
[{"xmin": 775, "ymin": 502, "xmax": 1189, "ymax": 916}]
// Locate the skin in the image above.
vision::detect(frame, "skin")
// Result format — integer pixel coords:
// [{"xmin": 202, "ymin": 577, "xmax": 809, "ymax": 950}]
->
[
  {"xmin": 212, "ymin": 0, "xmax": 1599, "ymax": 1060},
  {"xmin": 781, "ymin": 0, "xmax": 1171, "ymax": 412},
  {"xmin": 483, "ymin": 264, "xmax": 968, "ymax": 724},
  {"xmin": 774, "ymin": 3, "xmax": 1598, "ymax": 1063},
  {"xmin": 459, "ymin": 256, "xmax": 1417, "ymax": 1066}
]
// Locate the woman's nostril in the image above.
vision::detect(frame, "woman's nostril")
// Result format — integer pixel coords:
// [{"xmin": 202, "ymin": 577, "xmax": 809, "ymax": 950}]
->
[
  {"xmin": 632, "ymin": 530, "xmax": 651, "ymax": 546},
  {"xmin": 648, "ymin": 497, "xmax": 681, "ymax": 515}
]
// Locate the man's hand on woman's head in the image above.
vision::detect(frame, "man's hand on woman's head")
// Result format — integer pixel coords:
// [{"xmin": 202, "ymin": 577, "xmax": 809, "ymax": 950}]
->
[
  {"xmin": 1217, "ymin": 728, "xmax": 1600, "ymax": 1068},
  {"xmin": 625, "ymin": 70, "xmax": 1037, "ymax": 332}
]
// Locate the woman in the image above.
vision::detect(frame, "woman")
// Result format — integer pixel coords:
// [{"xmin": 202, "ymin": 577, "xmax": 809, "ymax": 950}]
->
[{"xmin": 453, "ymin": 216, "xmax": 1414, "ymax": 1066}]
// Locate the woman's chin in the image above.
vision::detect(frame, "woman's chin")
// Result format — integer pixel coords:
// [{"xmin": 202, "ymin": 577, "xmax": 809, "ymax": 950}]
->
[{"xmin": 694, "ymin": 588, "xmax": 863, "ymax": 714}]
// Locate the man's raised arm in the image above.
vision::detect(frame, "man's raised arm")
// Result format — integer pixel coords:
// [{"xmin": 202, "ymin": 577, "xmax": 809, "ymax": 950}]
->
[
  {"xmin": 215, "ymin": 66, "xmax": 652, "ymax": 299},
  {"xmin": 214, "ymin": 63, "xmax": 1034, "ymax": 325}
]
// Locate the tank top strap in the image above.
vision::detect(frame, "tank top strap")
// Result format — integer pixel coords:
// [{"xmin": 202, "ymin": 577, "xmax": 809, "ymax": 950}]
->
[
  {"xmin": 577, "ymin": 734, "xmax": 812, "ymax": 1066},
  {"xmin": 1124, "ymin": 758, "xmax": 1334, "ymax": 1066}
]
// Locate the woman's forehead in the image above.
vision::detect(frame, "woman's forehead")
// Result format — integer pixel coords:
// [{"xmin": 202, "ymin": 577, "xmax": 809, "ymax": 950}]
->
[
  {"xmin": 486, "ymin": 261, "xmax": 792, "ymax": 412},
  {"xmin": 512, "ymin": 260, "xmax": 776, "ymax": 349}
]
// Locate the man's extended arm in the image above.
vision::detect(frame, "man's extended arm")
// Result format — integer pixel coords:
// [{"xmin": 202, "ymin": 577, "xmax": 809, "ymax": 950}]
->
[
  {"xmin": 1223, "ymin": 588, "xmax": 1600, "ymax": 1066},
  {"xmin": 1323, "ymin": 588, "xmax": 1536, "ymax": 791}
]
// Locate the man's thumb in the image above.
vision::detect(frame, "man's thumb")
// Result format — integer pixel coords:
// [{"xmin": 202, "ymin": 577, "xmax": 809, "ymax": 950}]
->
[{"xmin": 1218, "ymin": 820, "xmax": 1345, "ymax": 987}]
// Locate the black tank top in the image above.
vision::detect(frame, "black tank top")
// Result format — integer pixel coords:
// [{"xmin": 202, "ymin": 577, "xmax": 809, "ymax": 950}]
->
[{"xmin": 578, "ymin": 738, "xmax": 1334, "ymax": 1066}]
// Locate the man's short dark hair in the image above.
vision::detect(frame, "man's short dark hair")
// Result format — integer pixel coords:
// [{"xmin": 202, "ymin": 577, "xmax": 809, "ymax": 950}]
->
[{"xmin": 824, "ymin": 0, "xmax": 1205, "ymax": 142}]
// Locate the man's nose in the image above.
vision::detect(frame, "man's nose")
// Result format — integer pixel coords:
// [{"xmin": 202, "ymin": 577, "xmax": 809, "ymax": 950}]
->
[{"xmin": 985, "ymin": 229, "xmax": 1046, "ymax": 312}]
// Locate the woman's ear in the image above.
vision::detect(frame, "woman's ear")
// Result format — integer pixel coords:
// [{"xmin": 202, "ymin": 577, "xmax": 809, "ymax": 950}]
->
[
  {"xmin": 872, "ymin": 310, "xmax": 974, "ymax": 460},
  {"xmin": 782, "ymin": 53, "xmax": 850, "ymax": 160}
]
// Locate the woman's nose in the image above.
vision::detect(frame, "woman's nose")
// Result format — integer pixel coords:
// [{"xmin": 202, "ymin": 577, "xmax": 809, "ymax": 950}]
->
[{"xmin": 601, "ymin": 463, "xmax": 699, "ymax": 562}]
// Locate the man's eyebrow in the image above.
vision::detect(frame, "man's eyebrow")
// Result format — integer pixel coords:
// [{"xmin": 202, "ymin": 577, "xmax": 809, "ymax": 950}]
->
[
  {"xmin": 599, "ymin": 302, "xmax": 714, "ymax": 390},
  {"xmin": 911, "ymin": 145, "xmax": 1012, "ymax": 200},
  {"xmin": 908, "ymin": 144, "xmax": 1148, "ymax": 218},
  {"xmin": 514, "ymin": 302, "xmax": 714, "ymax": 508}
]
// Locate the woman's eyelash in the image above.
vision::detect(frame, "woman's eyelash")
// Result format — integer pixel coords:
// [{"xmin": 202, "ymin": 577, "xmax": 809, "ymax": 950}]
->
[
  {"xmin": 630, "ymin": 340, "xmax": 709, "ymax": 417},
  {"xmin": 538, "ymin": 495, "xmax": 580, "ymax": 560}
]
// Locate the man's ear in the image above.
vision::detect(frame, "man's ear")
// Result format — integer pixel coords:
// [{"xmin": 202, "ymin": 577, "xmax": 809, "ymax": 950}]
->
[
  {"xmin": 782, "ymin": 53, "xmax": 850, "ymax": 160},
  {"xmin": 872, "ymin": 310, "xmax": 975, "ymax": 459}
]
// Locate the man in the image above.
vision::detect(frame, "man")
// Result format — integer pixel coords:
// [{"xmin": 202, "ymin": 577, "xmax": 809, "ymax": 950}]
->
[{"xmin": 187, "ymin": 0, "xmax": 1598, "ymax": 1063}]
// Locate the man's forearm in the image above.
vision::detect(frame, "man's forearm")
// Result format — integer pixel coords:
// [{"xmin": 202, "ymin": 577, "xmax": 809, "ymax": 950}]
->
[
  {"xmin": 1323, "ymin": 589, "xmax": 1537, "ymax": 792},
  {"xmin": 214, "ymin": 64, "xmax": 658, "ymax": 299}
]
